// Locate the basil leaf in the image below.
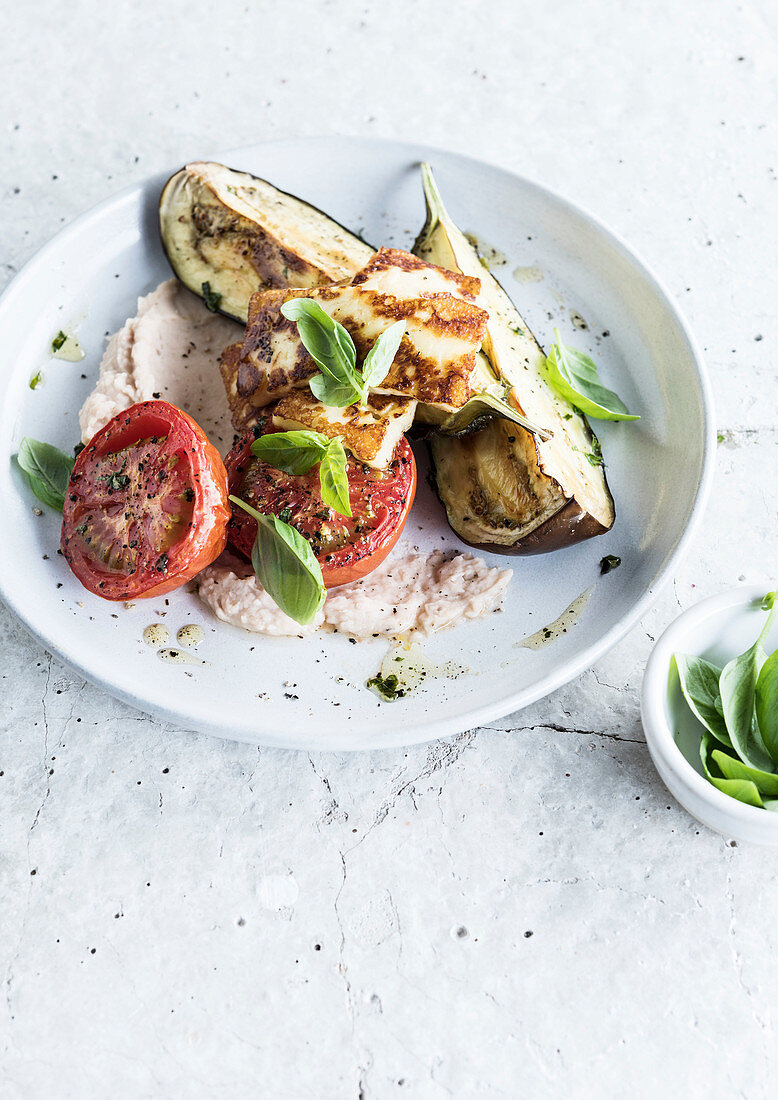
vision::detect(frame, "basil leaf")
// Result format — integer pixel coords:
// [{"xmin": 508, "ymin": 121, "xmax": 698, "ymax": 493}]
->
[
  {"xmin": 281, "ymin": 299, "xmax": 405, "ymax": 408},
  {"xmin": 309, "ymin": 374, "xmax": 362, "ymax": 409},
  {"xmin": 280, "ymin": 299, "xmax": 363, "ymax": 407},
  {"xmin": 699, "ymin": 730, "xmax": 764, "ymax": 807},
  {"xmin": 711, "ymin": 749, "xmax": 778, "ymax": 796},
  {"xmin": 544, "ymin": 331, "xmax": 639, "ymax": 421},
  {"xmin": 319, "ymin": 439, "xmax": 352, "ymax": 517},
  {"xmin": 674, "ymin": 653, "xmax": 731, "ymax": 747},
  {"xmin": 251, "ymin": 430, "xmax": 328, "ymax": 475},
  {"xmin": 229, "ymin": 495, "xmax": 325, "ymax": 626},
  {"xmin": 720, "ymin": 595, "xmax": 778, "ymax": 771},
  {"xmin": 361, "ymin": 320, "xmax": 405, "ymax": 391},
  {"xmin": 16, "ymin": 437, "xmax": 75, "ymax": 511},
  {"xmin": 756, "ymin": 648, "xmax": 778, "ymax": 763},
  {"xmin": 251, "ymin": 430, "xmax": 353, "ymax": 517}
]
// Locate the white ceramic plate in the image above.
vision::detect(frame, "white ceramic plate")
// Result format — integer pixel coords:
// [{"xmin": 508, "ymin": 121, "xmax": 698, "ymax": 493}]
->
[{"xmin": 0, "ymin": 137, "xmax": 714, "ymax": 751}]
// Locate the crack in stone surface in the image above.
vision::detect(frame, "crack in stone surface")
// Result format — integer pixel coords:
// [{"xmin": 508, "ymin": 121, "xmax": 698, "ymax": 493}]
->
[
  {"xmin": 350, "ymin": 730, "xmax": 476, "ymax": 851},
  {"xmin": 479, "ymin": 722, "xmax": 644, "ymax": 744}
]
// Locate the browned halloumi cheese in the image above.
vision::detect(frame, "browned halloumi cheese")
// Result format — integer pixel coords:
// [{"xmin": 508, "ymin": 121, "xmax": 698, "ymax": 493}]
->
[
  {"xmin": 219, "ymin": 290, "xmax": 303, "ymax": 427},
  {"xmin": 272, "ymin": 391, "xmax": 417, "ymax": 468},
  {"xmin": 221, "ymin": 280, "xmax": 488, "ymax": 423},
  {"xmin": 350, "ymin": 247, "xmax": 481, "ymax": 301},
  {"xmin": 219, "ymin": 341, "xmax": 260, "ymax": 431}
]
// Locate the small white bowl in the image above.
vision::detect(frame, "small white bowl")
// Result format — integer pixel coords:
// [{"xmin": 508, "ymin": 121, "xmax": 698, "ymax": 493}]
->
[{"xmin": 642, "ymin": 585, "xmax": 778, "ymax": 845}]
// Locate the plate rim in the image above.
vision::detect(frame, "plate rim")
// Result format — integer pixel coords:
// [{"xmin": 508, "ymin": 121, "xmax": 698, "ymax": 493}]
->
[{"xmin": 0, "ymin": 136, "xmax": 716, "ymax": 751}]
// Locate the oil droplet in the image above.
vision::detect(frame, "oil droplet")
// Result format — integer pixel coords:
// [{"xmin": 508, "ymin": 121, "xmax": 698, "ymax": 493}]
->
[
  {"xmin": 143, "ymin": 624, "xmax": 170, "ymax": 647},
  {"xmin": 512, "ymin": 264, "xmax": 544, "ymax": 284},
  {"xmin": 156, "ymin": 648, "xmax": 206, "ymax": 666},
  {"xmin": 366, "ymin": 642, "xmax": 466, "ymax": 701},
  {"xmin": 50, "ymin": 330, "xmax": 86, "ymax": 362},
  {"xmin": 465, "ymin": 231, "xmax": 508, "ymax": 269},
  {"xmin": 176, "ymin": 624, "xmax": 204, "ymax": 648},
  {"xmin": 516, "ymin": 588, "xmax": 592, "ymax": 650}
]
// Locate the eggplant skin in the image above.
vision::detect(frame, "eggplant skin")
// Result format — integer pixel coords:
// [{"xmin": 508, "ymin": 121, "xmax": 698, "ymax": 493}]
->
[
  {"xmin": 414, "ymin": 164, "xmax": 615, "ymax": 554},
  {"xmin": 429, "ymin": 416, "xmax": 613, "ymax": 556},
  {"xmin": 159, "ymin": 161, "xmax": 374, "ymax": 324},
  {"xmin": 449, "ymin": 496, "xmax": 613, "ymax": 556}
]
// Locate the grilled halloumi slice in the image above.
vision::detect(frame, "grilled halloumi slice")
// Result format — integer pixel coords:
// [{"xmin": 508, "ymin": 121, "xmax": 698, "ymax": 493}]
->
[
  {"xmin": 351, "ymin": 247, "xmax": 481, "ymax": 301},
  {"xmin": 272, "ymin": 391, "xmax": 417, "ymax": 468},
  {"xmin": 220, "ymin": 280, "xmax": 488, "ymax": 423}
]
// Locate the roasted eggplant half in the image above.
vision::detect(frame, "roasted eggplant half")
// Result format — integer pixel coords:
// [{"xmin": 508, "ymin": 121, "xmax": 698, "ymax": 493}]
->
[
  {"xmin": 159, "ymin": 161, "xmax": 374, "ymax": 324},
  {"xmin": 413, "ymin": 164, "xmax": 615, "ymax": 554}
]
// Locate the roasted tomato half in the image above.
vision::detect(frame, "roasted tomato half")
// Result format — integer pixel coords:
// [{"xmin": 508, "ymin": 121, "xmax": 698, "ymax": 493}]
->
[
  {"xmin": 225, "ymin": 426, "xmax": 417, "ymax": 588},
  {"xmin": 61, "ymin": 401, "xmax": 229, "ymax": 600}
]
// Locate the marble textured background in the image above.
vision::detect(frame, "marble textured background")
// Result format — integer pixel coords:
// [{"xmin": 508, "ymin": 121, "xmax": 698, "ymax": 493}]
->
[{"xmin": 2, "ymin": 0, "xmax": 777, "ymax": 1096}]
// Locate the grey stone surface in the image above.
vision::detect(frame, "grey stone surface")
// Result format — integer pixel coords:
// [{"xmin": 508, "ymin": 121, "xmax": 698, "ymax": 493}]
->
[{"xmin": 2, "ymin": 0, "xmax": 778, "ymax": 1096}]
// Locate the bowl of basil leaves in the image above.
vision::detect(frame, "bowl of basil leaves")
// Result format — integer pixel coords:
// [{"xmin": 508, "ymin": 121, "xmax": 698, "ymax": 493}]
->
[{"xmin": 642, "ymin": 586, "xmax": 778, "ymax": 845}]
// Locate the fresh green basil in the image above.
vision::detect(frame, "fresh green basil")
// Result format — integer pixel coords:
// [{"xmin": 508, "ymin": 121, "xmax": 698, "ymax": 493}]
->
[
  {"xmin": 251, "ymin": 430, "xmax": 330, "ymax": 476},
  {"xmin": 16, "ymin": 437, "xmax": 75, "ymax": 511},
  {"xmin": 699, "ymin": 731, "xmax": 763, "ymax": 807},
  {"xmin": 361, "ymin": 320, "xmax": 405, "ymax": 390},
  {"xmin": 675, "ymin": 592, "xmax": 778, "ymax": 809},
  {"xmin": 544, "ymin": 330, "xmax": 639, "ymax": 421},
  {"xmin": 711, "ymin": 749, "xmax": 778, "ymax": 796},
  {"xmin": 281, "ymin": 299, "xmax": 363, "ymax": 407},
  {"xmin": 250, "ymin": 430, "xmax": 352, "ymax": 517},
  {"xmin": 674, "ymin": 653, "xmax": 732, "ymax": 747},
  {"xmin": 281, "ymin": 298, "xmax": 405, "ymax": 408},
  {"xmin": 229, "ymin": 495, "xmax": 325, "ymax": 626},
  {"xmin": 756, "ymin": 647, "xmax": 778, "ymax": 762},
  {"xmin": 720, "ymin": 593, "xmax": 777, "ymax": 771},
  {"xmin": 318, "ymin": 438, "xmax": 351, "ymax": 518}
]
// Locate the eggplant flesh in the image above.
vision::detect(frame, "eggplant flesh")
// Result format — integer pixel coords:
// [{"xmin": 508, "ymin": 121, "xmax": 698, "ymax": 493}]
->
[
  {"xmin": 413, "ymin": 164, "xmax": 615, "ymax": 553},
  {"xmin": 159, "ymin": 161, "xmax": 374, "ymax": 324}
]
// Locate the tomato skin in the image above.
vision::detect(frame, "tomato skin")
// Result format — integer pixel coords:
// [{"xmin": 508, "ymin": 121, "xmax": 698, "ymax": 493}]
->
[
  {"xmin": 225, "ymin": 427, "xmax": 417, "ymax": 588},
  {"xmin": 61, "ymin": 401, "xmax": 229, "ymax": 600}
]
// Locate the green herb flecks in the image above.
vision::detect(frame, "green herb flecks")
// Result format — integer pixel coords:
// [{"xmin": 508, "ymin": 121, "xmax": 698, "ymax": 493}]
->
[
  {"xmin": 574, "ymin": 436, "xmax": 605, "ymax": 468},
  {"xmin": 367, "ymin": 672, "xmax": 405, "ymax": 701},
  {"xmin": 599, "ymin": 555, "xmax": 621, "ymax": 575},
  {"xmin": 29, "ymin": 371, "xmax": 43, "ymax": 390},
  {"xmin": 280, "ymin": 298, "xmax": 404, "ymax": 408},
  {"xmin": 544, "ymin": 330, "xmax": 639, "ymax": 421},
  {"xmin": 15, "ymin": 437, "xmax": 75, "ymax": 511},
  {"xmin": 201, "ymin": 281, "xmax": 222, "ymax": 313},
  {"xmin": 229, "ymin": 495, "xmax": 326, "ymax": 626},
  {"xmin": 50, "ymin": 330, "xmax": 85, "ymax": 362}
]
